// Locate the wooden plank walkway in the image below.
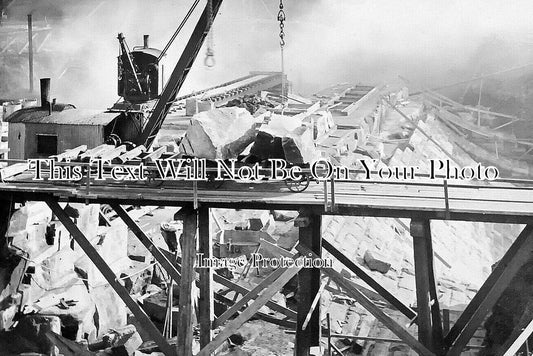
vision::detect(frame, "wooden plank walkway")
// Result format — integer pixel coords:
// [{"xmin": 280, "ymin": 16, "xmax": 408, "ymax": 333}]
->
[{"xmin": 0, "ymin": 177, "xmax": 531, "ymax": 223}]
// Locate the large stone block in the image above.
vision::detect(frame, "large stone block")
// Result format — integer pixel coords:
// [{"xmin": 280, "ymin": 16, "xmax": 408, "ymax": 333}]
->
[
  {"xmin": 250, "ymin": 115, "xmax": 317, "ymax": 164},
  {"xmin": 179, "ymin": 107, "xmax": 262, "ymax": 159}
]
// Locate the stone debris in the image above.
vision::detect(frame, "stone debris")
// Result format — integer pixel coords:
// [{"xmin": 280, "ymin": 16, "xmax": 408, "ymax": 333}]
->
[
  {"xmin": 363, "ymin": 250, "xmax": 392, "ymax": 274},
  {"xmin": 89, "ymin": 325, "xmax": 143, "ymax": 355}
]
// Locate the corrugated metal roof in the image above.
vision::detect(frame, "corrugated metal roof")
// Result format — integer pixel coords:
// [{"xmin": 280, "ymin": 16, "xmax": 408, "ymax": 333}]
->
[
  {"xmin": 4, "ymin": 104, "xmax": 74, "ymax": 123},
  {"xmin": 5, "ymin": 107, "xmax": 120, "ymax": 126}
]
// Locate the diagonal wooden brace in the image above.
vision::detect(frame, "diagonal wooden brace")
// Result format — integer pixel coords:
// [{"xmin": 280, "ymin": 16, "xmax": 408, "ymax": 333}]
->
[
  {"xmin": 197, "ymin": 264, "xmax": 303, "ymax": 356},
  {"xmin": 296, "ymin": 243, "xmax": 436, "ymax": 356},
  {"xmin": 110, "ymin": 203, "xmax": 181, "ymax": 283},
  {"xmin": 46, "ymin": 200, "xmax": 175, "ymax": 356},
  {"xmin": 301, "ymin": 279, "xmax": 328, "ymax": 331},
  {"xmin": 214, "ymin": 251, "xmax": 301, "ymax": 329},
  {"xmin": 323, "ymin": 238, "xmax": 417, "ymax": 320},
  {"xmin": 445, "ymin": 224, "xmax": 533, "ymax": 355},
  {"xmin": 213, "ymin": 266, "xmax": 287, "ymax": 328},
  {"xmin": 161, "ymin": 249, "xmax": 298, "ymax": 320}
]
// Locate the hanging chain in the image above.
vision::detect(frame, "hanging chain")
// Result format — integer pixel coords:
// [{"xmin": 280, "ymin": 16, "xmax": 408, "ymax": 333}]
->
[
  {"xmin": 278, "ymin": 0, "xmax": 286, "ymax": 47},
  {"xmin": 278, "ymin": 0, "xmax": 287, "ymax": 103},
  {"xmin": 204, "ymin": 0, "xmax": 215, "ymax": 67}
]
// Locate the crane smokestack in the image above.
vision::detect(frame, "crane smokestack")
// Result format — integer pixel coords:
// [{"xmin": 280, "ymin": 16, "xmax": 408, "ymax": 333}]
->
[
  {"xmin": 143, "ymin": 34, "xmax": 149, "ymax": 49},
  {"xmin": 40, "ymin": 78, "xmax": 51, "ymax": 109}
]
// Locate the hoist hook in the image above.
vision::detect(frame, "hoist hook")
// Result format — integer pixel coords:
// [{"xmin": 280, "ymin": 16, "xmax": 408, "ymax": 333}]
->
[
  {"xmin": 204, "ymin": 0, "xmax": 215, "ymax": 68},
  {"xmin": 204, "ymin": 49, "xmax": 216, "ymax": 68}
]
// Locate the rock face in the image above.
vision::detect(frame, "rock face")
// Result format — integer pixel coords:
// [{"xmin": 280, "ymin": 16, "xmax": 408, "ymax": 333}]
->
[
  {"xmin": 179, "ymin": 107, "xmax": 261, "ymax": 159},
  {"xmin": 0, "ymin": 202, "xmax": 129, "ymax": 342}
]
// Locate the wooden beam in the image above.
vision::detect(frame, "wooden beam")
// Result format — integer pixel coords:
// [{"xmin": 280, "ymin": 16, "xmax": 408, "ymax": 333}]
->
[
  {"xmin": 45, "ymin": 331, "xmax": 95, "ymax": 356},
  {"xmin": 150, "ymin": 246, "xmax": 294, "ymax": 335},
  {"xmin": 331, "ymin": 342, "xmax": 345, "ymax": 356},
  {"xmin": 411, "ymin": 220, "xmax": 432, "ymax": 348},
  {"xmin": 114, "ymin": 145, "xmax": 146, "ymax": 164},
  {"xmin": 198, "ymin": 206, "xmax": 213, "ymax": 349},
  {"xmin": 443, "ymin": 309, "xmax": 450, "ymax": 335},
  {"xmin": 0, "ymin": 38, "xmax": 17, "ymax": 53},
  {"xmin": 36, "ymin": 31, "xmax": 51, "ymax": 52},
  {"xmin": 176, "ymin": 206, "xmax": 198, "ymax": 356},
  {"xmin": 212, "ymin": 273, "xmax": 296, "ymax": 318},
  {"xmin": 445, "ymin": 224, "xmax": 533, "ymax": 355},
  {"xmin": 213, "ymin": 288, "xmax": 297, "ymax": 329},
  {"xmin": 45, "ymin": 200, "xmax": 175, "ymax": 356},
  {"xmin": 411, "ymin": 219, "xmax": 443, "ymax": 353},
  {"xmin": 110, "ymin": 204, "xmax": 181, "ymax": 284},
  {"xmin": 384, "ymin": 98, "xmax": 460, "ymax": 166},
  {"xmin": 499, "ymin": 317, "xmax": 533, "ymax": 356},
  {"xmin": 197, "ymin": 264, "xmax": 302, "ymax": 356},
  {"xmin": 301, "ymin": 279, "xmax": 328, "ymax": 330},
  {"xmin": 296, "ymin": 211, "xmax": 322, "ymax": 356},
  {"xmin": 326, "ymin": 313, "xmax": 332, "ymax": 356},
  {"xmin": 163, "ymin": 249, "xmax": 297, "ymax": 320},
  {"xmin": 79, "ymin": 144, "xmax": 114, "ymax": 161},
  {"xmin": 213, "ymin": 266, "xmax": 287, "ymax": 328},
  {"xmin": 322, "ymin": 238, "xmax": 417, "ymax": 320},
  {"xmin": 0, "ymin": 197, "xmax": 14, "ymax": 258},
  {"xmin": 142, "ymin": 146, "xmax": 167, "ymax": 163},
  {"xmin": 409, "ymin": 63, "xmax": 533, "ymax": 96},
  {"xmin": 99, "ymin": 209, "xmax": 111, "ymax": 226},
  {"xmin": 51, "ymin": 145, "xmax": 87, "ymax": 162},
  {"xmin": 98, "ymin": 145, "xmax": 127, "ymax": 162},
  {"xmin": 0, "ymin": 163, "xmax": 29, "ymax": 180},
  {"xmin": 296, "ymin": 244, "xmax": 436, "ymax": 356},
  {"xmin": 494, "ymin": 299, "xmax": 533, "ymax": 356}
]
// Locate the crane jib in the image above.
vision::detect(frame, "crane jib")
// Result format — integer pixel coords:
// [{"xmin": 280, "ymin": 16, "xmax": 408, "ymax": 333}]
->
[{"xmin": 139, "ymin": 0, "xmax": 224, "ymax": 148}]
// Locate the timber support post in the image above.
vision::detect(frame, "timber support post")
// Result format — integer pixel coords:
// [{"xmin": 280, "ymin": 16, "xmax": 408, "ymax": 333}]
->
[
  {"xmin": 0, "ymin": 196, "xmax": 14, "ymax": 261},
  {"xmin": 295, "ymin": 210, "xmax": 322, "ymax": 355},
  {"xmin": 176, "ymin": 205, "xmax": 198, "ymax": 356},
  {"xmin": 411, "ymin": 219, "xmax": 443, "ymax": 354},
  {"xmin": 198, "ymin": 206, "xmax": 213, "ymax": 350}
]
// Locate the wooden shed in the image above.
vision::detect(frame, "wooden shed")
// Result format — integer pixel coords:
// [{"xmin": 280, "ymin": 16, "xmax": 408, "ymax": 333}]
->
[{"xmin": 4, "ymin": 105, "xmax": 120, "ymax": 159}]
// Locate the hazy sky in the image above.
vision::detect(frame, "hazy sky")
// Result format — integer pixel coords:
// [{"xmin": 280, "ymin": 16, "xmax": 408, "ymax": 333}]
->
[{"xmin": 23, "ymin": 0, "xmax": 533, "ymax": 108}]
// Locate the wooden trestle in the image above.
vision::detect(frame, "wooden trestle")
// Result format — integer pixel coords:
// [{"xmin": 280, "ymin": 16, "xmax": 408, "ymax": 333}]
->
[{"xmin": 0, "ymin": 175, "xmax": 532, "ymax": 355}]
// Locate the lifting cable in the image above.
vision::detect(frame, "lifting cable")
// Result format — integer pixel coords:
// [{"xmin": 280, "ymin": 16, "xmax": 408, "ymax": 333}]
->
[
  {"xmin": 204, "ymin": 0, "xmax": 215, "ymax": 67},
  {"xmin": 157, "ymin": 0, "xmax": 201, "ymax": 62},
  {"xmin": 278, "ymin": 0, "xmax": 286, "ymax": 105}
]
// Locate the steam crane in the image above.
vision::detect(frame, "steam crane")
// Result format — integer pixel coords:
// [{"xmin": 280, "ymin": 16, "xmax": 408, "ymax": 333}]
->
[{"xmin": 107, "ymin": 0, "xmax": 222, "ymax": 149}]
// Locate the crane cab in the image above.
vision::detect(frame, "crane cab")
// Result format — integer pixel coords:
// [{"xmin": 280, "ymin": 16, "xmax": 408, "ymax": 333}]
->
[{"xmin": 117, "ymin": 34, "xmax": 162, "ymax": 103}]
